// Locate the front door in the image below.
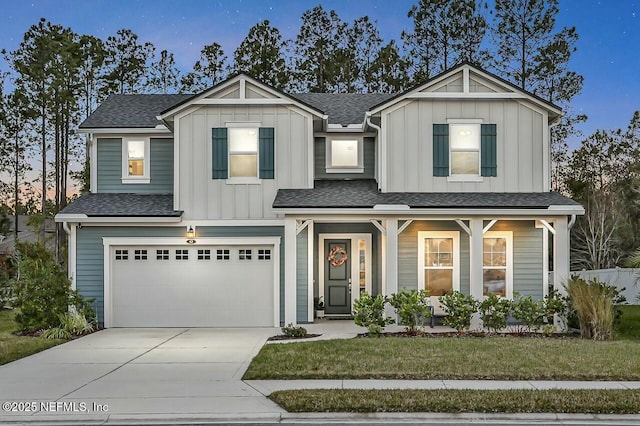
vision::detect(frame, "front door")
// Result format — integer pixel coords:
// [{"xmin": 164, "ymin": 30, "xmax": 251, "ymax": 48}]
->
[{"xmin": 324, "ymin": 239, "xmax": 351, "ymax": 315}]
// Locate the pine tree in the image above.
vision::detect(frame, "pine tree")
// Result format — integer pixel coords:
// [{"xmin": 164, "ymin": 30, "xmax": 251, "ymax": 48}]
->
[
  {"xmin": 340, "ymin": 16, "xmax": 382, "ymax": 93},
  {"xmin": 231, "ymin": 20, "xmax": 289, "ymax": 89},
  {"xmin": 292, "ymin": 5, "xmax": 347, "ymax": 92},
  {"xmin": 181, "ymin": 42, "xmax": 227, "ymax": 93},
  {"xmin": 367, "ymin": 40, "xmax": 409, "ymax": 93},
  {"xmin": 101, "ymin": 29, "xmax": 155, "ymax": 95},
  {"xmin": 147, "ymin": 49, "xmax": 181, "ymax": 94}
]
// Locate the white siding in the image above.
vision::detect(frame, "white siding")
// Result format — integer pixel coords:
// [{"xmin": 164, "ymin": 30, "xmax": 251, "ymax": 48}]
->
[
  {"xmin": 384, "ymin": 99, "xmax": 546, "ymax": 193},
  {"xmin": 178, "ymin": 105, "xmax": 311, "ymax": 219}
]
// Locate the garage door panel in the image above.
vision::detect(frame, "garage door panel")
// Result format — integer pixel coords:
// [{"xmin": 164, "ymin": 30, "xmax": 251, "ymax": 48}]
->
[{"xmin": 111, "ymin": 245, "xmax": 274, "ymax": 327}]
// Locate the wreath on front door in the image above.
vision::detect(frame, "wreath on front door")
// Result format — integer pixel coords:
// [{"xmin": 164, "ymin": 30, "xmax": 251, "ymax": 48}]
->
[{"xmin": 327, "ymin": 246, "xmax": 348, "ymax": 267}]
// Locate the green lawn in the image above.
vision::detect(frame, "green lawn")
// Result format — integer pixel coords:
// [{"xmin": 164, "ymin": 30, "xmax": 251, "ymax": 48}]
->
[
  {"xmin": 270, "ymin": 389, "xmax": 640, "ymax": 414},
  {"xmin": 244, "ymin": 336, "xmax": 640, "ymax": 380},
  {"xmin": 0, "ymin": 309, "xmax": 65, "ymax": 365},
  {"xmin": 617, "ymin": 305, "xmax": 640, "ymax": 340}
]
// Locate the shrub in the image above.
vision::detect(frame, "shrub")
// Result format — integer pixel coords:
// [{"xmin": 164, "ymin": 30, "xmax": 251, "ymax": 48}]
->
[
  {"xmin": 388, "ymin": 288, "xmax": 430, "ymax": 332},
  {"xmin": 0, "ymin": 256, "xmax": 15, "ymax": 308},
  {"xmin": 281, "ymin": 323, "xmax": 307, "ymax": 338},
  {"xmin": 438, "ymin": 291, "xmax": 478, "ymax": 332},
  {"xmin": 543, "ymin": 289, "xmax": 567, "ymax": 323},
  {"xmin": 478, "ymin": 294, "xmax": 512, "ymax": 333},
  {"xmin": 511, "ymin": 293, "xmax": 545, "ymax": 332},
  {"xmin": 11, "ymin": 241, "xmax": 93, "ymax": 333},
  {"xmin": 41, "ymin": 310, "xmax": 95, "ymax": 340},
  {"xmin": 353, "ymin": 292, "xmax": 394, "ymax": 337},
  {"xmin": 565, "ymin": 276, "xmax": 614, "ymax": 340}
]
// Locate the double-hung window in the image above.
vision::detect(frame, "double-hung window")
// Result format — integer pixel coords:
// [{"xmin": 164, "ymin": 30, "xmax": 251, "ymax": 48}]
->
[
  {"xmin": 482, "ymin": 231, "xmax": 513, "ymax": 298},
  {"xmin": 212, "ymin": 126, "xmax": 275, "ymax": 183},
  {"xmin": 417, "ymin": 231, "xmax": 460, "ymax": 298},
  {"xmin": 433, "ymin": 121, "xmax": 497, "ymax": 180},
  {"xmin": 122, "ymin": 138, "xmax": 150, "ymax": 183}
]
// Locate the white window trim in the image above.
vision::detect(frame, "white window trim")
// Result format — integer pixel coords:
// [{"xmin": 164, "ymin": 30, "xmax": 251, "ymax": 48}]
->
[
  {"xmin": 122, "ymin": 137, "xmax": 150, "ymax": 184},
  {"xmin": 446, "ymin": 118, "xmax": 483, "ymax": 183},
  {"xmin": 482, "ymin": 231, "xmax": 513, "ymax": 299},
  {"xmin": 224, "ymin": 123, "xmax": 263, "ymax": 185},
  {"xmin": 417, "ymin": 231, "xmax": 460, "ymax": 300},
  {"xmin": 326, "ymin": 137, "xmax": 364, "ymax": 173}
]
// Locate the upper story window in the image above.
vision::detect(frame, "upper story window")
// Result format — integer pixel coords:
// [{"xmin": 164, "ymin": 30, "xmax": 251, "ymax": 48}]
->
[
  {"xmin": 433, "ymin": 121, "xmax": 496, "ymax": 181},
  {"xmin": 122, "ymin": 138, "xmax": 150, "ymax": 184},
  {"xmin": 212, "ymin": 126, "xmax": 275, "ymax": 183},
  {"xmin": 326, "ymin": 138, "xmax": 363, "ymax": 173}
]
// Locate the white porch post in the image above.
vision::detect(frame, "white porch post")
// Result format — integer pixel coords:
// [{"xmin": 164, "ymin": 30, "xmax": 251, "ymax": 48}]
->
[
  {"xmin": 554, "ymin": 216, "xmax": 570, "ymax": 330},
  {"xmin": 384, "ymin": 218, "xmax": 398, "ymax": 318},
  {"xmin": 284, "ymin": 217, "xmax": 297, "ymax": 325},
  {"xmin": 469, "ymin": 218, "xmax": 484, "ymax": 330}
]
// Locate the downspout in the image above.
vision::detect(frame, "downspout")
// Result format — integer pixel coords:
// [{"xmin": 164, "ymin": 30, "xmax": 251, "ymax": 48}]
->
[
  {"xmin": 62, "ymin": 222, "xmax": 71, "ymax": 235},
  {"xmin": 568, "ymin": 214, "xmax": 577, "ymax": 230},
  {"xmin": 365, "ymin": 112, "xmax": 383, "ymax": 191}
]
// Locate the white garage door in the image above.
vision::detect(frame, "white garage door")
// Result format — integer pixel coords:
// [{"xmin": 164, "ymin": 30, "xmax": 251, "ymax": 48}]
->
[{"xmin": 110, "ymin": 245, "xmax": 275, "ymax": 327}]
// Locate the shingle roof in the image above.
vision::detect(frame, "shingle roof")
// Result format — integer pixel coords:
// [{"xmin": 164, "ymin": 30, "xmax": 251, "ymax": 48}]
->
[
  {"xmin": 79, "ymin": 94, "xmax": 192, "ymax": 129},
  {"xmin": 290, "ymin": 93, "xmax": 395, "ymax": 126},
  {"xmin": 273, "ymin": 180, "xmax": 582, "ymax": 209},
  {"xmin": 59, "ymin": 193, "xmax": 182, "ymax": 217}
]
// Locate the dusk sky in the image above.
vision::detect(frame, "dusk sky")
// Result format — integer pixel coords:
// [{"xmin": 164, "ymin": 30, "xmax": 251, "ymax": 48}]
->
[{"xmin": 1, "ymin": 0, "xmax": 638, "ymax": 148}]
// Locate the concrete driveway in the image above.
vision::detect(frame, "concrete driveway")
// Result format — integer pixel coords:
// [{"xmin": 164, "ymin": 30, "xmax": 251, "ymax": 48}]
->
[{"xmin": 0, "ymin": 328, "xmax": 284, "ymax": 424}]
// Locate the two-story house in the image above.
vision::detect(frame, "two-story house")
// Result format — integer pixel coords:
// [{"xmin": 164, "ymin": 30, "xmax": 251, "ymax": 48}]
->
[{"xmin": 56, "ymin": 63, "xmax": 583, "ymax": 328}]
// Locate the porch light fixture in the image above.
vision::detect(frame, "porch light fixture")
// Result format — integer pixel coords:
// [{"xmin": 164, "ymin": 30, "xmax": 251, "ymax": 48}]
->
[{"xmin": 186, "ymin": 225, "xmax": 196, "ymax": 244}]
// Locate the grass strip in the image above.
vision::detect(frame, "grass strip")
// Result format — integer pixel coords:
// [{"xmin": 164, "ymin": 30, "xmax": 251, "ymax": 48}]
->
[
  {"xmin": 244, "ymin": 337, "xmax": 640, "ymax": 380},
  {"xmin": 270, "ymin": 389, "xmax": 640, "ymax": 414},
  {"xmin": 0, "ymin": 310, "xmax": 65, "ymax": 365}
]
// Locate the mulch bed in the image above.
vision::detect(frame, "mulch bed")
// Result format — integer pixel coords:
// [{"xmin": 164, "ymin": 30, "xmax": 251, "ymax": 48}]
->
[{"xmin": 268, "ymin": 333, "xmax": 322, "ymax": 341}]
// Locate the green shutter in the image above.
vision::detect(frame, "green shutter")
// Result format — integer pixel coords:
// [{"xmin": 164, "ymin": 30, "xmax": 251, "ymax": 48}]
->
[
  {"xmin": 433, "ymin": 124, "xmax": 449, "ymax": 176},
  {"xmin": 259, "ymin": 127, "xmax": 275, "ymax": 179},
  {"xmin": 480, "ymin": 124, "xmax": 497, "ymax": 177},
  {"xmin": 212, "ymin": 128, "xmax": 228, "ymax": 179}
]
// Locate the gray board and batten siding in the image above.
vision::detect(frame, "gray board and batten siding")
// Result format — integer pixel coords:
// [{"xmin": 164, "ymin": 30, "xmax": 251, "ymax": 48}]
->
[
  {"xmin": 96, "ymin": 138, "xmax": 174, "ymax": 193},
  {"xmin": 76, "ymin": 226, "xmax": 285, "ymax": 326}
]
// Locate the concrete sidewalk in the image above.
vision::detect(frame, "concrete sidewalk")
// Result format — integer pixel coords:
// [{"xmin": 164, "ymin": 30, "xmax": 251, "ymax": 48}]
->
[{"xmin": 247, "ymin": 379, "xmax": 640, "ymax": 394}]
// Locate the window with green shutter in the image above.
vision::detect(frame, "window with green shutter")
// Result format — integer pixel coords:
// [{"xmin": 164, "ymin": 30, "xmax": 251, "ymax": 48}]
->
[
  {"xmin": 212, "ymin": 127, "xmax": 275, "ymax": 181},
  {"xmin": 433, "ymin": 123, "xmax": 497, "ymax": 178}
]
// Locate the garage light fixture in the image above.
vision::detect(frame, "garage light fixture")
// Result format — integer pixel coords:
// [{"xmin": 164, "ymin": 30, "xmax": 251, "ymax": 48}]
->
[{"xmin": 186, "ymin": 225, "xmax": 196, "ymax": 244}]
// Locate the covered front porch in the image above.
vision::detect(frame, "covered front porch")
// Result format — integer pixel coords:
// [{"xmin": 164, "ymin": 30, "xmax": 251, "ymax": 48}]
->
[{"xmin": 282, "ymin": 214, "xmax": 576, "ymax": 326}]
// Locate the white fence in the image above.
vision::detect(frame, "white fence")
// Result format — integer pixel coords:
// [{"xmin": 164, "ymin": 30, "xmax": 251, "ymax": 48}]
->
[{"xmin": 572, "ymin": 268, "xmax": 640, "ymax": 304}]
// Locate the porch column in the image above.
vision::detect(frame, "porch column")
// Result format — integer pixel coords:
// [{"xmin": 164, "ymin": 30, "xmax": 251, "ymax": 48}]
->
[
  {"xmin": 284, "ymin": 217, "xmax": 297, "ymax": 325},
  {"xmin": 384, "ymin": 219, "xmax": 399, "ymax": 318},
  {"xmin": 469, "ymin": 218, "xmax": 484, "ymax": 330},
  {"xmin": 554, "ymin": 216, "xmax": 570, "ymax": 330}
]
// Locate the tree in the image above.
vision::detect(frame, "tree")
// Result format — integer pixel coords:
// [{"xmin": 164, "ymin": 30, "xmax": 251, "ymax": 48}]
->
[
  {"xmin": 339, "ymin": 16, "xmax": 382, "ymax": 93},
  {"xmin": 403, "ymin": 0, "xmax": 489, "ymax": 83},
  {"xmin": 147, "ymin": 49, "xmax": 181, "ymax": 94},
  {"xmin": 101, "ymin": 29, "xmax": 155, "ymax": 95},
  {"xmin": 292, "ymin": 5, "xmax": 347, "ymax": 92},
  {"xmin": 231, "ymin": 20, "xmax": 288, "ymax": 89},
  {"xmin": 367, "ymin": 40, "xmax": 409, "ymax": 93},
  {"xmin": 181, "ymin": 42, "xmax": 227, "ymax": 92}
]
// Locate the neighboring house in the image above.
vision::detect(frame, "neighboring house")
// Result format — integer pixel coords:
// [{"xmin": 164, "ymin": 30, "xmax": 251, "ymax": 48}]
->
[
  {"xmin": 56, "ymin": 63, "xmax": 584, "ymax": 328},
  {"xmin": 0, "ymin": 215, "xmax": 56, "ymax": 257}
]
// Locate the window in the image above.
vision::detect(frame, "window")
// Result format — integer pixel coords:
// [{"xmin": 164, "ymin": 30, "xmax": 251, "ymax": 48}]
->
[
  {"xmin": 156, "ymin": 249, "xmax": 169, "ymax": 260},
  {"xmin": 176, "ymin": 249, "xmax": 189, "ymax": 260},
  {"xmin": 134, "ymin": 249, "xmax": 147, "ymax": 260},
  {"xmin": 197, "ymin": 249, "xmax": 211, "ymax": 260},
  {"xmin": 239, "ymin": 249, "xmax": 252, "ymax": 260},
  {"xmin": 216, "ymin": 249, "xmax": 230, "ymax": 260},
  {"xmin": 228, "ymin": 128, "xmax": 258, "ymax": 178},
  {"xmin": 432, "ymin": 123, "xmax": 497, "ymax": 179},
  {"xmin": 326, "ymin": 138, "xmax": 363, "ymax": 173},
  {"xmin": 115, "ymin": 249, "xmax": 128, "ymax": 260},
  {"xmin": 258, "ymin": 249, "xmax": 271, "ymax": 260},
  {"xmin": 483, "ymin": 231, "xmax": 513, "ymax": 298},
  {"xmin": 450, "ymin": 124, "xmax": 480, "ymax": 175},
  {"xmin": 122, "ymin": 138, "xmax": 150, "ymax": 183},
  {"xmin": 418, "ymin": 231, "xmax": 460, "ymax": 297},
  {"xmin": 212, "ymin": 127, "xmax": 275, "ymax": 182}
]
